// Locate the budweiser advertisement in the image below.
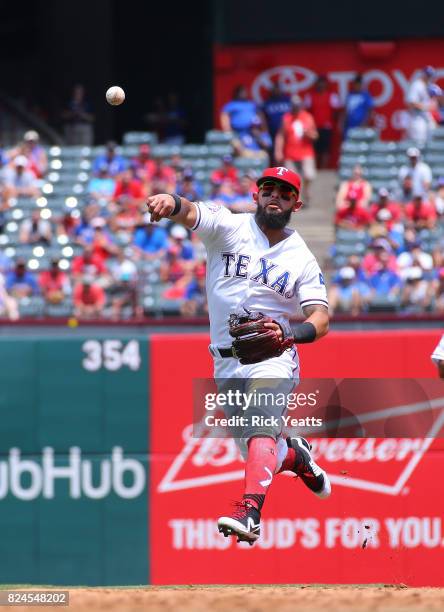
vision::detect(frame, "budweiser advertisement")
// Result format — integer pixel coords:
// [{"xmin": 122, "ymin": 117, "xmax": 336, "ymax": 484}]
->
[
  {"xmin": 150, "ymin": 331, "xmax": 444, "ymax": 586},
  {"xmin": 214, "ymin": 39, "xmax": 444, "ymax": 140}
]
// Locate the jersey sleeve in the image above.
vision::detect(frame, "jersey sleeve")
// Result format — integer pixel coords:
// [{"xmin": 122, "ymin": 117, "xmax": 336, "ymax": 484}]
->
[
  {"xmin": 296, "ymin": 257, "xmax": 329, "ymax": 311},
  {"xmin": 191, "ymin": 201, "xmax": 240, "ymax": 247},
  {"xmin": 431, "ymin": 334, "xmax": 444, "ymax": 364}
]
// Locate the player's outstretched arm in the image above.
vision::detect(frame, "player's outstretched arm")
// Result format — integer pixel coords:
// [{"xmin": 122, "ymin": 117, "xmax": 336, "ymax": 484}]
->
[{"xmin": 146, "ymin": 194, "xmax": 197, "ymax": 229}]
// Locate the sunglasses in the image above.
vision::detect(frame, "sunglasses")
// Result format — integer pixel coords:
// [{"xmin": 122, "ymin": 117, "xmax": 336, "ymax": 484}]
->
[{"xmin": 260, "ymin": 180, "xmax": 296, "ymax": 200}]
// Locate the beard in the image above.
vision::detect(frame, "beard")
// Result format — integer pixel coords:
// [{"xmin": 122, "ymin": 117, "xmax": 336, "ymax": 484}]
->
[{"xmin": 255, "ymin": 203, "xmax": 293, "ymax": 229}]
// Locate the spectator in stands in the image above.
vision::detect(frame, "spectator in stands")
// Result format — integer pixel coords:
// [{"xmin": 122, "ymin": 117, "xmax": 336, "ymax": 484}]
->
[
  {"xmin": 362, "ymin": 239, "xmax": 398, "ymax": 276},
  {"xmin": 62, "ymin": 84, "xmax": 95, "ymax": 146},
  {"xmin": 168, "ymin": 224, "xmax": 195, "ymax": 265},
  {"xmin": 180, "ymin": 263, "xmax": 207, "ymax": 316},
  {"xmin": 0, "ymin": 273, "xmax": 19, "ymax": 320},
  {"xmin": 306, "ymin": 75, "xmax": 340, "ymax": 168},
  {"xmin": 397, "ymin": 240, "xmax": 434, "ymax": 277},
  {"xmin": 133, "ymin": 217, "xmax": 169, "ymax": 260},
  {"xmin": 229, "ymin": 174, "xmax": 257, "ymax": 213},
  {"xmin": 369, "ymin": 188, "xmax": 402, "ymax": 230},
  {"xmin": 131, "ymin": 144, "xmax": 157, "ymax": 182},
  {"xmin": 328, "ymin": 266, "xmax": 365, "ymax": 316},
  {"xmin": 72, "ymin": 244, "xmax": 109, "ymax": 282},
  {"xmin": 220, "ymin": 85, "xmax": 259, "ymax": 137},
  {"xmin": 404, "ymin": 192, "xmax": 437, "ymax": 230},
  {"xmin": 0, "ymin": 187, "xmax": 9, "ymax": 233},
  {"xmin": 87, "ymin": 163, "xmax": 116, "ymax": 204},
  {"xmin": 430, "ymin": 268, "xmax": 444, "ymax": 311},
  {"xmin": 406, "ymin": 66, "xmax": 437, "ymax": 145},
  {"xmin": 92, "ymin": 141, "xmax": 127, "ymax": 177},
  {"xmin": 336, "ymin": 164, "xmax": 372, "ymax": 209},
  {"xmin": 109, "ymin": 199, "xmax": 142, "ymax": 243},
  {"xmin": 400, "ymin": 267, "xmax": 431, "ymax": 312},
  {"xmin": 73, "ymin": 275, "xmax": 106, "ymax": 319},
  {"xmin": 394, "ymin": 174, "xmax": 415, "ymax": 204},
  {"xmin": 367, "ymin": 250, "xmax": 402, "ymax": 305},
  {"xmin": 19, "ymin": 209, "xmax": 52, "ymax": 245},
  {"xmin": 108, "ymin": 250, "xmax": 141, "ymax": 320},
  {"xmin": 22, "ymin": 131, "xmax": 48, "ymax": 178},
  {"xmin": 0, "ymin": 250, "xmax": 12, "ymax": 274},
  {"xmin": 275, "ymin": 94, "xmax": 318, "ymax": 204},
  {"xmin": 38, "ymin": 259, "xmax": 71, "ymax": 305},
  {"xmin": 213, "ymin": 179, "xmax": 240, "ymax": 209},
  {"xmin": 261, "ymin": 83, "xmax": 291, "ymax": 148},
  {"xmin": 2, "ymin": 155, "xmax": 41, "ymax": 198},
  {"xmin": 232, "ymin": 116, "xmax": 272, "ymax": 160},
  {"xmin": 160, "ymin": 244, "xmax": 190, "ymax": 287},
  {"xmin": 89, "ymin": 217, "xmax": 119, "ymax": 260},
  {"xmin": 342, "ymin": 74, "xmax": 374, "ymax": 137},
  {"xmin": 211, "ymin": 155, "xmax": 239, "ymax": 187},
  {"xmin": 432, "ymin": 177, "xmax": 444, "ymax": 216},
  {"xmin": 163, "ymin": 92, "xmax": 188, "ymax": 145},
  {"xmin": 5, "ymin": 259, "xmax": 39, "ymax": 299},
  {"xmin": 176, "ymin": 169, "xmax": 204, "ymax": 201},
  {"xmin": 429, "ymin": 83, "xmax": 443, "ymax": 126},
  {"xmin": 335, "ymin": 191, "xmax": 371, "ymax": 230},
  {"xmin": 113, "ymin": 168, "xmax": 145, "ymax": 208},
  {"xmin": 398, "ymin": 147, "xmax": 432, "ymax": 196},
  {"xmin": 148, "ymin": 158, "xmax": 176, "ymax": 195}
]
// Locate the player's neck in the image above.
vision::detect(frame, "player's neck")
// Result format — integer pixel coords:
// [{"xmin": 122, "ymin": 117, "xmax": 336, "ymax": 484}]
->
[{"xmin": 257, "ymin": 224, "xmax": 293, "ymax": 246}]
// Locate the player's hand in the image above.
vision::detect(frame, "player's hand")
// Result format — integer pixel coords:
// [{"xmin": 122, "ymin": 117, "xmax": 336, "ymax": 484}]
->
[
  {"xmin": 146, "ymin": 194, "xmax": 175, "ymax": 222},
  {"xmin": 263, "ymin": 321, "xmax": 283, "ymax": 341}
]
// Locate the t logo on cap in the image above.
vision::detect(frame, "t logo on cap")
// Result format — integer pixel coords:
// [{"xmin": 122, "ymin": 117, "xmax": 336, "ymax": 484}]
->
[{"xmin": 276, "ymin": 167, "xmax": 289, "ymax": 176}]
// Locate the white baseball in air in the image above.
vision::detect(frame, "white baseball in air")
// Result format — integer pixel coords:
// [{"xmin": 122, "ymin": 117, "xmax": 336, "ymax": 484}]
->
[{"xmin": 106, "ymin": 86, "xmax": 125, "ymax": 106}]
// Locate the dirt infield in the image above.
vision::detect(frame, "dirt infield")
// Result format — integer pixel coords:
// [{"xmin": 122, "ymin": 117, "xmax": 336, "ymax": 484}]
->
[{"xmin": 2, "ymin": 585, "xmax": 444, "ymax": 612}]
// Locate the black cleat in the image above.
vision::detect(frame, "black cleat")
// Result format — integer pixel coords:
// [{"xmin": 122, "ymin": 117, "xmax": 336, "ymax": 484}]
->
[
  {"xmin": 287, "ymin": 437, "xmax": 331, "ymax": 499},
  {"xmin": 218, "ymin": 500, "xmax": 261, "ymax": 544}
]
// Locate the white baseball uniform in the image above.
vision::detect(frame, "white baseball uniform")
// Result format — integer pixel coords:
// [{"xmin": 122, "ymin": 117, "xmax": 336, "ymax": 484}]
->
[
  {"xmin": 192, "ymin": 201, "xmax": 328, "ymax": 380},
  {"xmin": 431, "ymin": 333, "xmax": 444, "ymax": 365}
]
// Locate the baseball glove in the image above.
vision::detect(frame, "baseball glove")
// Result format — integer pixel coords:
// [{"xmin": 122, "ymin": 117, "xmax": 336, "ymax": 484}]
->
[{"xmin": 228, "ymin": 310, "xmax": 294, "ymax": 365}]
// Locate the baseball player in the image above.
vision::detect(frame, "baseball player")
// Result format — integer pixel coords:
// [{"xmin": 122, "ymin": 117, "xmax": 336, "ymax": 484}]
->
[
  {"xmin": 431, "ymin": 333, "xmax": 444, "ymax": 379},
  {"xmin": 147, "ymin": 166, "xmax": 331, "ymax": 544}
]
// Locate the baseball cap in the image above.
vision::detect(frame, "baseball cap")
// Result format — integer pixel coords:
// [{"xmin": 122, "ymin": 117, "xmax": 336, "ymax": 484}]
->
[
  {"xmin": 291, "ymin": 94, "xmax": 303, "ymax": 105},
  {"xmin": 170, "ymin": 224, "xmax": 187, "ymax": 240},
  {"xmin": 372, "ymin": 238, "xmax": 392, "ymax": 252},
  {"xmin": 437, "ymin": 177, "xmax": 444, "ymax": 188},
  {"xmin": 423, "ymin": 65, "xmax": 436, "ymax": 78},
  {"xmin": 91, "ymin": 217, "xmax": 106, "ymax": 228},
  {"xmin": 429, "ymin": 84, "xmax": 443, "ymax": 97},
  {"xmin": 139, "ymin": 144, "xmax": 151, "ymax": 154},
  {"xmin": 24, "ymin": 130, "xmax": 39, "ymax": 142},
  {"xmin": 14, "ymin": 155, "xmax": 28, "ymax": 167},
  {"xmin": 338, "ymin": 266, "xmax": 356, "ymax": 280},
  {"xmin": 256, "ymin": 167, "xmax": 302, "ymax": 194},
  {"xmin": 222, "ymin": 154, "xmax": 233, "ymax": 164},
  {"xmin": 378, "ymin": 187, "xmax": 389, "ymax": 198},
  {"xmin": 407, "ymin": 147, "xmax": 420, "ymax": 158}
]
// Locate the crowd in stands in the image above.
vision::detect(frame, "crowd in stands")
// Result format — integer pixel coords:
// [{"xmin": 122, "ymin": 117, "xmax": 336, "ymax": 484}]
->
[
  {"xmin": 1, "ymin": 66, "xmax": 443, "ymax": 320},
  {"xmin": 330, "ymin": 145, "xmax": 444, "ymax": 315}
]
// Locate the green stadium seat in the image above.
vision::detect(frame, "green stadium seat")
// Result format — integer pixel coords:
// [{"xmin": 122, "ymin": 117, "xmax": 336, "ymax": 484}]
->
[
  {"xmin": 346, "ymin": 127, "xmax": 378, "ymax": 141},
  {"xmin": 368, "ymin": 141, "xmax": 397, "ymax": 154},
  {"xmin": 180, "ymin": 144, "xmax": 209, "ymax": 157},
  {"xmin": 207, "ymin": 144, "xmax": 233, "ymax": 157},
  {"xmin": 123, "ymin": 131, "xmax": 158, "ymax": 145},
  {"xmin": 205, "ymin": 130, "xmax": 234, "ymax": 144}
]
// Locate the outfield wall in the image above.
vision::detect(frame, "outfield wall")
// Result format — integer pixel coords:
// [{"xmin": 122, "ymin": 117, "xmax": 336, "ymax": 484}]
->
[{"xmin": 0, "ymin": 329, "xmax": 443, "ymax": 586}]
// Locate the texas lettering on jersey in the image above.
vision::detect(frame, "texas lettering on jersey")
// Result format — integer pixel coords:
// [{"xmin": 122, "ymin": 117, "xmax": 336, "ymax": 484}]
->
[{"xmin": 222, "ymin": 253, "xmax": 295, "ymax": 298}]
